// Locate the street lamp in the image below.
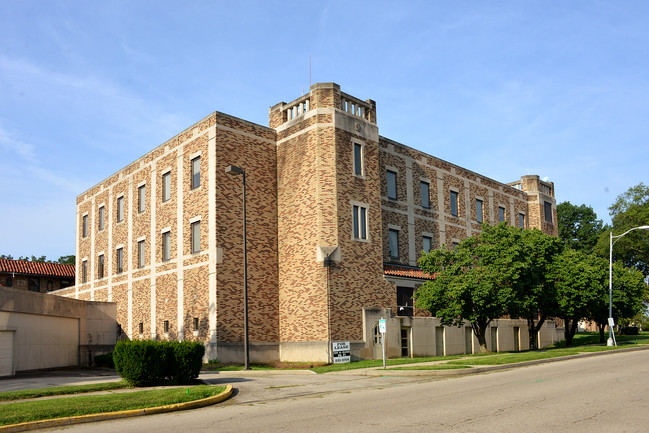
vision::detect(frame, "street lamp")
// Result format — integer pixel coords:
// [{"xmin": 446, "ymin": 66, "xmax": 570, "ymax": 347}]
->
[
  {"xmin": 225, "ymin": 164, "xmax": 250, "ymax": 370},
  {"xmin": 608, "ymin": 225, "xmax": 649, "ymax": 346}
]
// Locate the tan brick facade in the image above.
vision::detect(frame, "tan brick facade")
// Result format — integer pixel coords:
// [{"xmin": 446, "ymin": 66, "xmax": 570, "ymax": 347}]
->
[{"xmin": 56, "ymin": 82, "xmax": 557, "ymax": 362}]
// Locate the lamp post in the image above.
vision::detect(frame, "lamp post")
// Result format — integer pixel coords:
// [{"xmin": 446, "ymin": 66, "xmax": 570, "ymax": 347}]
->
[
  {"xmin": 608, "ymin": 225, "xmax": 649, "ymax": 346},
  {"xmin": 225, "ymin": 164, "xmax": 250, "ymax": 370}
]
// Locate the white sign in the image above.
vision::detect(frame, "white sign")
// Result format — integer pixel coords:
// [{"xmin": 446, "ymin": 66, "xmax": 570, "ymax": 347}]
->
[
  {"xmin": 608, "ymin": 317, "xmax": 615, "ymax": 328},
  {"xmin": 332, "ymin": 341, "xmax": 350, "ymax": 364},
  {"xmin": 379, "ymin": 318, "xmax": 386, "ymax": 334}
]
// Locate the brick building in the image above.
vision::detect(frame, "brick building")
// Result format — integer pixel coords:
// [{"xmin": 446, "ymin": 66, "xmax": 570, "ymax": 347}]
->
[
  {"xmin": 55, "ymin": 83, "xmax": 559, "ymax": 362},
  {"xmin": 0, "ymin": 258, "xmax": 74, "ymax": 293}
]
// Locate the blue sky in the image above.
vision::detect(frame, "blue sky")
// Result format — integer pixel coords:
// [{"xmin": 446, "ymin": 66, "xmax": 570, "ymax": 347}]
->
[{"xmin": 1, "ymin": 0, "xmax": 647, "ymax": 260}]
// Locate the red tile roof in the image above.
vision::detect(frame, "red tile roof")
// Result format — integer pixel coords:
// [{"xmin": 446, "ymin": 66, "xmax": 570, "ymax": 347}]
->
[
  {"xmin": 383, "ymin": 264, "xmax": 435, "ymax": 280},
  {"xmin": 0, "ymin": 258, "xmax": 75, "ymax": 278}
]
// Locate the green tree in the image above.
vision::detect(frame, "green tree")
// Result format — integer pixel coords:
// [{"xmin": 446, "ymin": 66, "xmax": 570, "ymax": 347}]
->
[
  {"xmin": 508, "ymin": 228, "xmax": 562, "ymax": 350},
  {"xmin": 557, "ymin": 201, "xmax": 604, "ymax": 254},
  {"xmin": 595, "ymin": 183, "xmax": 649, "ymax": 275},
  {"xmin": 550, "ymin": 249, "xmax": 605, "ymax": 347},
  {"xmin": 56, "ymin": 255, "xmax": 76, "ymax": 265},
  {"xmin": 0, "ymin": 254, "xmax": 14, "ymax": 260},
  {"xmin": 589, "ymin": 261, "xmax": 647, "ymax": 343},
  {"xmin": 415, "ymin": 223, "xmax": 521, "ymax": 352}
]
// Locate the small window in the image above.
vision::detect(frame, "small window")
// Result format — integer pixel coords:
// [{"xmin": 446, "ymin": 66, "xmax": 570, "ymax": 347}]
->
[
  {"xmin": 60, "ymin": 279, "xmax": 71, "ymax": 288},
  {"xmin": 138, "ymin": 185, "xmax": 146, "ymax": 213},
  {"xmin": 519, "ymin": 213, "xmax": 525, "ymax": 228},
  {"xmin": 193, "ymin": 317, "xmax": 199, "ymax": 331},
  {"xmin": 387, "ymin": 170, "xmax": 397, "ymax": 200},
  {"xmin": 191, "ymin": 156, "xmax": 200, "ymax": 189},
  {"xmin": 353, "ymin": 205, "xmax": 368, "ymax": 240},
  {"xmin": 191, "ymin": 221, "xmax": 201, "ymax": 253},
  {"xmin": 397, "ymin": 287, "xmax": 414, "ymax": 317},
  {"xmin": 117, "ymin": 196, "xmax": 124, "ymax": 222},
  {"xmin": 353, "ymin": 142, "xmax": 364, "ymax": 176},
  {"xmin": 47, "ymin": 280, "xmax": 53, "ymax": 291},
  {"xmin": 423, "ymin": 236, "xmax": 432, "ymax": 253},
  {"xmin": 476, "ymin": 199, "xmax": 483, "ymax": 222},
  {"xmin": 164, "ymin": 320, "xmax": 170, "ymax": 334},
  {"xmin": 139, "ymin": 322, "xmax": 144, "ymax": 335},
  {"xmin": 5, "ymin": 277, "xmax": 12, "ymax": 287},
  {"xmin": 162, "ymin": 231, "xmax": 171, "ymax": 261},
  {"xmin": 450, "ymin": 191, "xmax": 458, "ymax": 217},
  {"xmin": 28, "ymin": 278, "xmax": 40, "ymax": 292},
  {"xmin": 421, "ymin": 181, "xmax": 430, "ymax": 209},
  {"xmin": 389, "ymin": 229, "xmax": 399, "ymax": 260},
  {"xmin": 98, "ymin": 254, "xmax": 104, "ymax": 279},
  {"xmin": 544, "ymin": 201, "xmax": 553, "ymax": 223},
  {"xmin": 82, "ymin": 215, "xmax": 88, "ymax": 238},
  {"xmin": 162, "ymin": 172, "xmax": 171, "ymax": 202},
  {"xmin": 98, "ymin": 206, "xmax": 105, "ymax": 231},
  {"xmin": 499, "ymin": 206, "xmax": 506, "ymax": 222},
  {"xmin": 138, "ymin": 240, "xmax": 145, "ymax": 268},
  {"xmin": 116, "ymin": 248, "xmax": 124, "ymax": 274},
  {"xmin": 82, "ymin": 260, "xmax": 88, "ymax": 283}
]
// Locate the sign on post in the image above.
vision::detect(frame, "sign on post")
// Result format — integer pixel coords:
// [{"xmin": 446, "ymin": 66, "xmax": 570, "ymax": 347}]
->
[
  {"xmin": 332, "ymin": 341, "xmax": 351, "ymax": 364},
  {"xmin": 379, "ymin": 318, "xmax": 386, "ymax": 369}
]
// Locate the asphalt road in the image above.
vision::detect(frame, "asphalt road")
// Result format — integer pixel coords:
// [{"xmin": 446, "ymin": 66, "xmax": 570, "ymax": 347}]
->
[{"xmin": 40, "ymin": 350, "xmax": 649, "ymax": 433}]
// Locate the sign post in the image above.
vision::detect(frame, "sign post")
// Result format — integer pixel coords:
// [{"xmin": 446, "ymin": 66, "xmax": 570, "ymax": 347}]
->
[
  {"xmin": 379, "ymin": 318, "xmax": 386, "ymax": 369},
  {"xmin": 608, "ymin": 317, "xmax": 617, "ymax": 347}
]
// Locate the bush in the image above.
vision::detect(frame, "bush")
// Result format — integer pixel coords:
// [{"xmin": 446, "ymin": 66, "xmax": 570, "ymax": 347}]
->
[
  {"xmin": 620, "ymin": 326, "xmax": 639, "ymax": 335},
  {"xmin": 113, "ymin": 340, "xmax": 205, "ymax": 386},
  {"xmin": 94, "ymin": 352, "xmax": 115, "ymax": 368}
]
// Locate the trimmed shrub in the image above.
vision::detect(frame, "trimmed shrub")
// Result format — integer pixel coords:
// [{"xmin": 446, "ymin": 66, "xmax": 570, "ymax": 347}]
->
[
  {"xmin": 94, "ymin": 352, "xmax": 115, "ymax": 368},
  {"xmin": 113, "ymin": 340, "xmax": 204, "ymax": 386},
  {"xmin": 620, "ymin": 326, "xmax": 639, "ymax": 335}
]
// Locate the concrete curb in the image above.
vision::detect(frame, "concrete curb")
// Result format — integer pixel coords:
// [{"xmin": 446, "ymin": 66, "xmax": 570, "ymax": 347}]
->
[
  {"xmin": 351, "ymin": 344, "xmax": 649, "ymax": 377},
  {"xmin": 0, "ymin": 384, "xmax": 233, "ymax": 433}
]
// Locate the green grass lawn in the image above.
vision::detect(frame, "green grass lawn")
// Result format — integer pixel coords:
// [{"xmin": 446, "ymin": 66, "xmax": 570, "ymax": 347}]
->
[
  {"xmin": 0, "ymin": 381, "xmax": 128, "ymax": 402},
  {"xmin": 0, "ymin": 385, "xmax": 226, "ymax": 426}
]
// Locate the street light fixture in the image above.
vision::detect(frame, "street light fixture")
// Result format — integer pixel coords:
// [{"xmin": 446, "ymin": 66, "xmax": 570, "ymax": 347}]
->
[
  {"xmin": 225, "ymin": 164, "xmax": 250, "ymax": 370},
  {"xmin": 608, "ymin": 225, "xmax": 649, "ymax": 347}
]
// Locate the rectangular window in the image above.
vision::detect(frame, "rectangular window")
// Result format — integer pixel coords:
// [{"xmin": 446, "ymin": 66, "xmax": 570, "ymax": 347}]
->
[
  {"xmin": 82, "ymin": 260, "xmax": 87, "ymax": 283},
  {"xmin": 162, "ymin": 231, "xmax": 171, "ymax": 261},
  {"xmin": 117, "ymin": 196, "xmax": 124, "ymax": 222},
  {"xmin": 519, "ymin": 213, "xmax": 525, "ymax": 228},
  {"xmin": 387, "ymin": 170, "xmax": 397, "ymax": 200},
  {"xmin": 138, "ymin": 185, "xmax": 146, "ymax": 213},
  {"xmin": 193, "ymin": 317, "xmax": 199, "ymax": 331},
  {"xmin": 164, "ymin": 320, "xmax": 170, "ymax": 334},
  {"xmin": 98, "ymin": 206, "xmax": 105, "ymax": 231},
  {"xmin": 389, "ymin": 229, "xmax": 399, "ymax": 260},
  {"xmin": 162, "ymin": 172, "xmax": 171, "ymax": 202},
  {"xmin": 98, "ymin": 254, "xmax": 104, "ymax": 279},
  {"xmin": 450, "ymin": 191, "xmax": 458, "ymax": 217},
  {"xmin": 476, "ymin": 199, "xmax": 483, "ymax": 222},
  {"xmin": 191, "ymin": 221, "xmax": 201, "ymax": 253},
  {"xmin": 352, "ymin": 205, "xmax": 368, "ymax": 240},
  {"xmin": 138, "ymin": 240, "xmax": 145, "ymax": 268},
  {"xmin": 353, "ymin": 142, "xmax": 363, "ymax": 176},
  {"xmin": 116, "ymin": 248, "xmax": 123, "ymax": 274},
  {"xmin": 191, "ymin": 157, "xmax": 200, "ymax": 189},
  {"xmin": 544, "ymin": 201, "xmax": 553, "ymax": 223},
  {"xmin": 421, "ymin": 181, "xmax": 430, "ymax": 209},
  {"xmin": 139, "ymin": 322, "xmax": 144, "ymax": 335},
  {"xmin": 82, "ymin": 215, "xmax": 88, "ymax": 238},
  {"xmin": 423, "ymin": 236, "xmax": 432, "ymax": 253},
  {"xmin": 499, "ymin": 206, "xmax": 506, "ymax": 222},
  {"xmin": 397, "ymin": 287, "xmax": 414, "ymax": 317}
]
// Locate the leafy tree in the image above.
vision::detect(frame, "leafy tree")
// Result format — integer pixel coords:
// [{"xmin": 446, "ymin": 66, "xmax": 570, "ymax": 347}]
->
[
  {"xmin": 508, "ymin": 228, "xmax": 562, "ymax": 350},
  {"xmin": 595, "ymin": 183, "xmax": 649, "ymax": 275},
  {"xmin": 557, "ymin": 201, "xmax": 604, "ymax": 254},
  {"xmin": 56, "ymin": 255, "xmax": 76, "ymax": 265},
  {"xmin": 550, "ymin": 249, "xmax": 605, "ymax": 347},
  {"xmin": 0, "ymin": 254, "xmax": 14, "ymax": 260},
  {"xmin": 415, "ymin": 223, "xmax": 521, "ymax": 352},
  {"xmin": 589, "ymin": 261, "xmax": 647, "ymax": 343}
]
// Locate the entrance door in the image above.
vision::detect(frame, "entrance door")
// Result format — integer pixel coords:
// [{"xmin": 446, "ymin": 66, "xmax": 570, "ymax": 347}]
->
[
  {"xmin": 465, "ymin": 327, "xmax": 473, "ymax": 354},
  {"xmin": 0, "ymin": 331, "xmax": 14, "ymax": 377},
  {"xmin": 513, "ymin": 327, "xmax": 520, "ymax": 352},
  {"xmin": 491, "ymin": 327, "xmax": 498, "ymax": 352},
  {"xmin": 435, "ymin": 326, "xmax": 444, "ymax": 356},
  {"xmin": 401, "ymin": 328, "xmax": 410, "ymax": 357}
]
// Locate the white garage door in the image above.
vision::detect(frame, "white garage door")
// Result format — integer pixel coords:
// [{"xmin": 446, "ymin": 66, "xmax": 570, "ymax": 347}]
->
[{"xmin": 0, "ymin": 331, "xmax": 14, "ymax": 377}]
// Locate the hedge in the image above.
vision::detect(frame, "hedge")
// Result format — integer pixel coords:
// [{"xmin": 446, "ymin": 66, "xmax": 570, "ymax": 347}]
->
[{"xmin": 113, "ymin": 340, "xmax": 205, "ymax": 386}]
